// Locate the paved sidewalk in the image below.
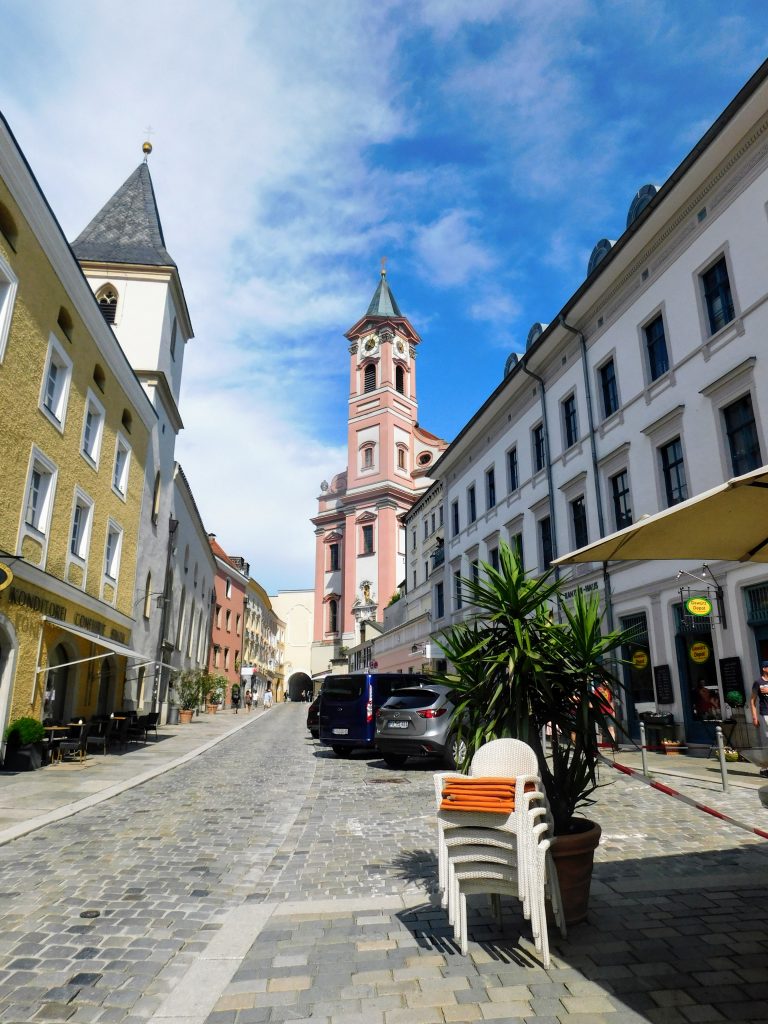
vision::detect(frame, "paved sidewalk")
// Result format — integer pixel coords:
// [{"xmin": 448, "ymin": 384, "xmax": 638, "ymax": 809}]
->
[{"xmin": 0, "ymin": 707, "xmax": 266, "ymax": 845}]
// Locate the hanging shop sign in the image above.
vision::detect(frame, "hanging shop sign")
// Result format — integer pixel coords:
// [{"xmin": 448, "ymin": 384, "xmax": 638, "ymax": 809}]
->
[
  {"xmin": 685, "ymin": 595, "xmax": 713, "ymax": 617},
  {"xmin": 689, "ymin": 640, "xmax": 711, "ymax": 664}
]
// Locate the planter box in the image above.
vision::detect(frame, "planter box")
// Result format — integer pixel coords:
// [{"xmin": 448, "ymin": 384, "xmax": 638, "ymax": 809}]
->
[{"xmin": 3, "ymin": 742, "xmax": 43, "ymax": 771}]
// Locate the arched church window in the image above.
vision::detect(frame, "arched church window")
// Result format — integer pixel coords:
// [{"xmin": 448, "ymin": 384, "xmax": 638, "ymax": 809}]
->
[
  {"xmin": 96, "ymin": 285, "xmax": 118, "ymax": 325},
  {"xmin": 328, "ymin": 598, "xmax": 338, "ymax": 633},
  {"xmin": 364, "ymin": 363, "xmax": 376, "ymax": 393},
  {"xmin": 397, "ymin": 446, "xmax": 406, "ymax": 470},
  {"xmin": 362, "ymin": 445, "xmax": 374, "ymax": 470},
  {"xmin": 395, "ymin": 365, "xmax": 405, "ymax": 394}
]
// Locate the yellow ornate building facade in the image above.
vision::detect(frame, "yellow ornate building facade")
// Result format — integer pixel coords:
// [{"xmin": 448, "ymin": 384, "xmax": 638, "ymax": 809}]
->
[
  {"xmin": 0, "ymin": 114, "xmax": 155, "ymax": 741},
  {"xmin": 241, "ymin": 577, "xmax": 285, "ymax": 701}
]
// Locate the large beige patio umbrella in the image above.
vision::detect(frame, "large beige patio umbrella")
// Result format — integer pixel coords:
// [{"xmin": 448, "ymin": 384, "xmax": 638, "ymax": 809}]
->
[{"xmin": 554, "ymin": 466, "xmax": 768, "ymax": 565}]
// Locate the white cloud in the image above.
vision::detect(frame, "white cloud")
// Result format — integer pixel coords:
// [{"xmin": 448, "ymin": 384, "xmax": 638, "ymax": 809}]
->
[{"xmin": 413, "ymin": 209, "xmax": 495, "ymax": 286}]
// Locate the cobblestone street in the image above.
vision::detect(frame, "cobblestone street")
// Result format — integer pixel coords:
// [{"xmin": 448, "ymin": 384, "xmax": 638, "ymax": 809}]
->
[{"xmin": 0, "ymin": 704, "xmax": 767, "ymax": 1024}]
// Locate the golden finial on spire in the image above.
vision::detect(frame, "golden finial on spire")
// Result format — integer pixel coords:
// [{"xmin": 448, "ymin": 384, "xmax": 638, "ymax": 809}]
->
[
  {"xmin": 142, "ymin": 125, "xmax": 155, "ymax": 162},
  {"xmin": 380, "ymin": 255, "xmax": 387, "ymax": 277}
]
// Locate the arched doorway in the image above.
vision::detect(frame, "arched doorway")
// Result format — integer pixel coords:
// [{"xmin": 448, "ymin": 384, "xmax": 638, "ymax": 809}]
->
[
  {"xmin": 44, "ymin": 643, "xmax": 73, "ymax": 722},
  {"xmin": 0, "ymin": 616, "xmax": 18, "ymax": 749},
  {"xmin": 288, "ymin": 671, "xmax": 312, "ymax": 702}
]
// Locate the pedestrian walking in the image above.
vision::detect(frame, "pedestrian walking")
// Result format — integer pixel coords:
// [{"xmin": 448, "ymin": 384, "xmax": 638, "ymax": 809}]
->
[
  {"xmin": 263, "ymin": 688, "xmax": 273, "ymax": 710},
  {"xmin": 750, "ymin": 660, "xmax": 768, "ymax": 777},
  {"xmin": 244, "ymin": 689, "xmax": 252, "ymax": 713},
  {"xmin": 231, "ymin": 682, "xmax": 241, "ymax": 714}
]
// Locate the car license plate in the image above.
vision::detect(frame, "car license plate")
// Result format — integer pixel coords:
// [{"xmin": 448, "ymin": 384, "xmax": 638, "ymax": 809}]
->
[
  {"xmin": 387, "ymin": 721, "xmax": 409, "ymax": 729},
  {"xmin": 332, "ymin": 728, "xmax": 348, "ymax": 735}
]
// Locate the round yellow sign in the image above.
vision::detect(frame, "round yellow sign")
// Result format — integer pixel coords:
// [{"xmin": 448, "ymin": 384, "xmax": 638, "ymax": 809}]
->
[
  {"xmin": 685, "ymin": 596, "xmax": 712, "ymax": 617},
  {"xmin": 0, "ymin": 562, "xmax": 12, "ymax": 592},
  {"xmin": 689, "ymin": 641, "xmax": 710, "ymax": 664},
  {"xmin": 632, "ymin": 650, "xmax": 649, "ymax": 670}
]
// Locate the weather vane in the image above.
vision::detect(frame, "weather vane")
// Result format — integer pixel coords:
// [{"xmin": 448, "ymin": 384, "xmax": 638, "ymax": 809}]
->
[
  {"xmin": 142, "ymin": 125, "xmax": 155, "ymax": 161},
  {"xmin": 380, "ymin": 255, "xmax": 387, "ymax": 277}
]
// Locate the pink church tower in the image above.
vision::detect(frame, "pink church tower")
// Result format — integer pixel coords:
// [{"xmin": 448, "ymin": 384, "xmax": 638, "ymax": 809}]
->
[{"xmin": 310, "ymin": 268, "xmax": 447, "ymax": 671}]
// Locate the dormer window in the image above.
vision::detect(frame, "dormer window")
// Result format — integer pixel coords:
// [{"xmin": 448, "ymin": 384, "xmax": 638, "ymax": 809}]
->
[
  {"xmin": 364, "ymin": 363, "xmax": 376, "ymax": 393},
  {"xmin": 96, "ymin": 285, "xmax": 118, "ymax": 325},
  {"xmin": 395, "ymin": 365, "xmax": 405, "ymax": 394}
]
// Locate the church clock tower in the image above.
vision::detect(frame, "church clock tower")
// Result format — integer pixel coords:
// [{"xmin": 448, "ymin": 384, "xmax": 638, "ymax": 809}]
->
[{"xmin": 310, "ymin": 268, "xmax": 447, "ymax": 673}]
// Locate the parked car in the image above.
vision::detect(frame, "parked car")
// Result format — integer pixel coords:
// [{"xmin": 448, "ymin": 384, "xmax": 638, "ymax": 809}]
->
[
  {"xmin": 319, "ymin": 672, "xmax": 430, "ymax": 757},
  {"xmin": 306, "ymin": 695, "xmax": 320, "ymax": 738},
  {"xmin": 375, "ymin": 683, "xmax": 466, "ymax": 768}
]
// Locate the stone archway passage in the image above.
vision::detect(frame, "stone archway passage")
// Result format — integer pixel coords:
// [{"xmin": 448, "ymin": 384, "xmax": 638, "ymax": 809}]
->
[{"xmin": 287, "ymin": 672, "xmax": 312, "ymax": 702}]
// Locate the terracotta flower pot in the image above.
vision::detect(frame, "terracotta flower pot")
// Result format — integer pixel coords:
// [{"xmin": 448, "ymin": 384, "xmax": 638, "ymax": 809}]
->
[
  {"xmin": 206, "ymin": 704, "xmax": 218, "ymax": 714},
  {"xmin": 550, "ymin": 818, "xmax": 601, "ymax": 925},
  {"xmin": 178, "ymin": 710, "xmax": 194, "ymax": 724}
]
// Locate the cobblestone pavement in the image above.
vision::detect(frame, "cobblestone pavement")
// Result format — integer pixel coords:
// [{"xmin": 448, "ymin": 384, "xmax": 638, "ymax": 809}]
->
[{"xmin": 1, "ymin": 704, "xmax": 767, "ymax": 1024}]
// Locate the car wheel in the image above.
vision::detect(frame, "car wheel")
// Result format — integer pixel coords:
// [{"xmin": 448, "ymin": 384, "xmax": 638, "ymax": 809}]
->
[
  {"xmin": 382, "ymin": 752, "xmax": 408, "ymax": 768},
  {"xmin": 445, "ymin": 734, "xmax": 468, "ymax": 770},
  {"xmin": 332, "ymin": 745, "xmax": 353, "ymax": 758}
]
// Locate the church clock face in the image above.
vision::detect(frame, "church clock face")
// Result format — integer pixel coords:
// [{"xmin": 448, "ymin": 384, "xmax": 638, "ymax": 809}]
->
[
  {"xmin": 363, "ymin": 334, "xmax": 378, "ymax": 355},
  {"xmin": 395, "ymin": 338, "xmax": 406, "ymax": 356}
]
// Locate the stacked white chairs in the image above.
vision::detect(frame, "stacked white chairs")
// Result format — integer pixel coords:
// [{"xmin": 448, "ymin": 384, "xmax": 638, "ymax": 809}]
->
[{"xmin": 433, "ymin": 738, "xmax": 566, "ymax": 967}]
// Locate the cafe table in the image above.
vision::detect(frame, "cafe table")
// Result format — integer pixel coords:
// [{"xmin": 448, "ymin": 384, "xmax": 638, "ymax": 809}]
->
[{"xmin": 43, "ymin": 725, "xmax": 70, "ymax": 764}]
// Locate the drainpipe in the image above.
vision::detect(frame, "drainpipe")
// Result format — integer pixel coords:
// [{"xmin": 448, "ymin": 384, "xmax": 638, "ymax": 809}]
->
[
  {"xmin": 521, "ymin": 360, "xmax": 559, "ymax": 578},
  {"xmin": 558, "ymin": 315, "xmax": 616, "ymax": 636}
]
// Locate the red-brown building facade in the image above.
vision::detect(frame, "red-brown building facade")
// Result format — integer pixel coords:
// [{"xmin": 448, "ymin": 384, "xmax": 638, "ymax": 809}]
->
[{"xmin": 207, "ymin": 535, "xmax": 247, "ymax": 704}]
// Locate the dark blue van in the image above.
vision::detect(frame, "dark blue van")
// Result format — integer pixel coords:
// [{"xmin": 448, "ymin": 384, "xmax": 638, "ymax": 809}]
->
[{"xmin": 319, "ymin": 672, "xmax": 430, "ymax": 757}]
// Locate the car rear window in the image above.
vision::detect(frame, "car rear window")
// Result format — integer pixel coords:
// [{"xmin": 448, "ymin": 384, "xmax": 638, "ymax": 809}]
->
[
  {"xmin": 384, "ymin": 689, "xmax": 442, "ymax": 710},
  {"xmin": 323, "ymin": 678, "xmax": 365, "ymax": 701}
]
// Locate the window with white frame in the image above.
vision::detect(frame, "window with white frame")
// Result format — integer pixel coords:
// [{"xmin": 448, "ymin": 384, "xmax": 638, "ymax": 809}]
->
[
  {"xmin": 69, "ymin": 489, "xmax": 93, "ymax": 562},
  {"xmin": 225, "ymin": 578, "xmax": 232, "ymax": 599},
  {"xmin": 112, "ymin": 434, "xmax": 131, "ymax": 497},
  {"xmin": 80, "ymin": 390, "xmax": 105, "ymax": 466},
  {"xmin": 0, "ymin": 248, "xmax": 18, "ymax": 363},
  {"xmin": 39, "ymin": 333, "xmax": 73, "ymax": 430},
  {"xmin": 23, "ymin": 448, "xmax": 57, "ymax": 537},
  {"xmin": 104, "ymin": 521, "xmax": 123, "ymax": 582}
]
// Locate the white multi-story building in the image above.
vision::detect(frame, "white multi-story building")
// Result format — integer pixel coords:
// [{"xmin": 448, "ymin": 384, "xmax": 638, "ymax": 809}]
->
[{"xmin": 385, "ymin": 58, "xmax": 768, "ymax": 746}]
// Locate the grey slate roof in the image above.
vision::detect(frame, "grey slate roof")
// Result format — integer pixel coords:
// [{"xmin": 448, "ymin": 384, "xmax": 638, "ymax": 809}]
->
[
  {"xmin": 365, "ymin": 273, "xmax": 403, "ymax": 317},
  {"xmin": 71, "ymin": 162, "xmax": 175, "ymax": 268}
]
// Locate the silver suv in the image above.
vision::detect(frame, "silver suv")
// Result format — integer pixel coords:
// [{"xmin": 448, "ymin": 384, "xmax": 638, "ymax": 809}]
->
[{"xmin": 375, "ymin": 683, "xmax": 466, "ymax": 769}]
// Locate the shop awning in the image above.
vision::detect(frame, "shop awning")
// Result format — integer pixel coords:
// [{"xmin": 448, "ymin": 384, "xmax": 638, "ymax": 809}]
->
[
  {"xmin": 41, "ymin": 616, "xmax": 149, "ymax": 661},
  {"xmin": 553, "ymin": 465, "xmax": 768, "ymax": 565}
]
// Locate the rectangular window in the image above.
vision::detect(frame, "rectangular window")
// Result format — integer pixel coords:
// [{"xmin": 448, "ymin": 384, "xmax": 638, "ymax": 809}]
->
[
  {"xmin": 434, "ymin": 581, "xmax": 444, "ymax": 619},
  {"xmin": 69, "ymin": 493, "xmax": 93, "ymax": 561},
  {"xmin": 112, "ymin": 435, "xmax": 131, "ymax": 497},
  {"xmin": 423, "ymin": 519, "xmax": 429, "ymax": 541},
  {"xmin": 599, "ymin": 359, "xmax": 618, "ymax": 418},
  {"xmin": 236, "ymin": 614, "xmax": 241, "ymax": 635},
  {"xmin": 329, "ymin": 542, "xmax": 340, "ymax": 571},
  {"xmin": 451, "ymin": 500, "xmax": 460, "ymax": 537},
  {"xmin": 40, "ymin": 334, "xmax": 73, "ymax": 429},
  {"xmin": 362, "ymin": 524, "xmax": 374, "ymax": 554},
  {"xmin": 104, "ymin": 522, "xmax": 122, "ymax": 581},
  {"xmin": 511, "ymin": 531, "xmax": 524, "ymax": 567},
  {"xmin": 81, "ymin": 392, "xmax": 105, "ymax": 466},
  {"xmin": 214, "ymin": 645, "xmax": 220, "ymax": 668},
  {"xmin": 467, "ymin": 485, "xmax": 476, "ymax": 524},
  {"xmin": 702, "ymin": 256, "xmax": 734, "ymax": 335},
  {"xmin": 24, "ymin": 453, "xmax": 56, "ymax": 535},
  {"xmin": 539, "ymin": 516, "xmax": 553, "ymax": 569},
  {"xmin": 660, "ymin": 437, "xmax": 688, "ymax": 507},
  {"xmin": 610, "ymin": 470, "xmax": 632, "ymax": 531},
  {"xmin": 489, "ymin": 546, "xmax": 499, "ymax": 571},
  {"xmin": 533, "ymin": 424, "xmax": 546, "ymax": 472},
  {"xmin": 439, "ymin": 505, "xmax": 444, "ymax": 527},
  {"xmin": 723, "ymin": 395, "xmax": 762, "ymax": 476},
  {"xmin": 431, "ymin": 512, "xmax": 436, "ymax": 534},
  {"xmin": 507, "ymin": 447, "xmax": 518, "ymax": 492},
  {"xmin": 485, "ymin": 467, "xmax": 496, "ymax": 510},
  {"xmin": 644, "ymin": 314, "xmax": 669, "ymax": 381},
  {"xmin": 0, "ymin": 250, "xmax": 18, "ymax": 363},
  {"xmin": 216, "ymin": 604, "xmax": 222, "ymax": 628},
  {"xmin": 454, "ymin": 569, "xmax": 462, "ymax": 610},
  {"xmin": 224, "ymin": 648, "xmax": 230, "ymax": 670},
  {"xmin": 226, "ymin": 609, "xmax": 231, "ymax": 632},
  {"xmin": 562, "ymin": 394, "xmax": 578, "ymax": 448},
  {"xmin": 412, "ymin": 569, "xmax": 416, "ymax": 590},
  {"xmin": 570, "ymin": 496, "xmax": 588, "ymax": 550},
  {"xmin": 424, "ymin": 560, "xmax": 429, "ymax": 582},
  {"xmin": 411, "ymin": 529, "xmax": 416, "ymax": 551},
  {"xmin": 471, "ymin": 559, "xmax": 480, "ymax": 585}
]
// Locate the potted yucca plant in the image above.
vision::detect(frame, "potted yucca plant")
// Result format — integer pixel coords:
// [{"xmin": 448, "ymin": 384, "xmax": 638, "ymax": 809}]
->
[{"xmin": 437, "ymin": 541, "xmax": 626, "ymax": 923}]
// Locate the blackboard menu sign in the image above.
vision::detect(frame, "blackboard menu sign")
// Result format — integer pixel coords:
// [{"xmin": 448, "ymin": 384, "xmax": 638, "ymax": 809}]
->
[
  {"xmin": 653, "ymin": 664, "xmax": 674, "ymax": 704},
  {"xmin": 719, "ymin": 657, "xmax": 744, "ymax": 698}
]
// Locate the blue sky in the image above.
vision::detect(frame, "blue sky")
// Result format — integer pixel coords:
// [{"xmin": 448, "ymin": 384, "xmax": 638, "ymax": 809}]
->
[{"xmin": 2, "ymin": 0, "xmax": 768, "ymax": 591}]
